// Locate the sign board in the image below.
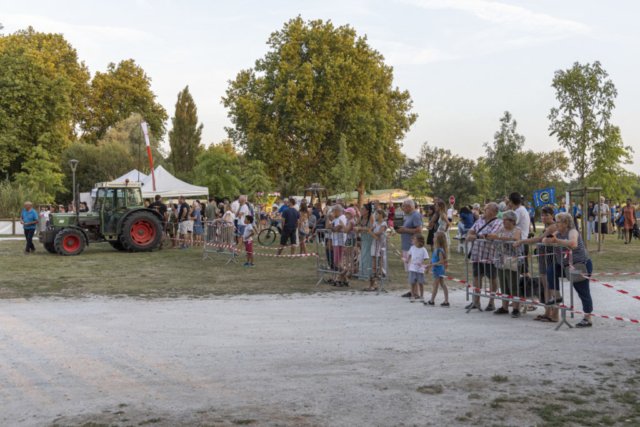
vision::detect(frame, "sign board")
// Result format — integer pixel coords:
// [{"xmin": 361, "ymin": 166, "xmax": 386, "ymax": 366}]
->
[{"xmin": 449, "ymin": 196, "xmax": 455, "ymax": 205}]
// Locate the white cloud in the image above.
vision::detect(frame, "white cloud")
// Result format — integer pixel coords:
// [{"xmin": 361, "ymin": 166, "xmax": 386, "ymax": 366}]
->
[
  {"xmin": 2, "ymin": 14, "xmax": 153, "ymax": 42},
  {"xmin": 397, "ymin": 0, "xmax": 589, "ymax": 36},
  {"xmin": 372, "ymin": 40, "xmax": 459, "ymax": 65}
]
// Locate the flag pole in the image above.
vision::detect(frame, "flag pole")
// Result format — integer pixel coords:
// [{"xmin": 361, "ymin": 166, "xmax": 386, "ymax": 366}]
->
[
  {"xmin": 138, "ymin": 114, "xmax": 142, "ymax": 182},
  {"xmin": 140, "ymin": 117, "xmax": 156, "ymax": 191}
]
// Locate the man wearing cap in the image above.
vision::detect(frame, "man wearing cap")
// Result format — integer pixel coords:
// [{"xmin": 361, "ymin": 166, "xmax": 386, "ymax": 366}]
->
[
  {"xmin": 526, "ymin": 202, "xmax": 536, "ymax": 232},
  {"xmin": 20, "ymin": 202, "xmax": 39, "ymax": 255}
]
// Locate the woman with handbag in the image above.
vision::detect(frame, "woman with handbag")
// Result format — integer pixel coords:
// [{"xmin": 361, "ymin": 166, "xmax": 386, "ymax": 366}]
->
[{"xmin": 487, "ymin": 210, "xmax": 524, "ymax": 318}]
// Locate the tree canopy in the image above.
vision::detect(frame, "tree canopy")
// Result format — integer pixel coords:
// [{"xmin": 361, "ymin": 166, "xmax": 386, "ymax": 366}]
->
[
  {"xmin": 549, "ymin": 61, "xmax": 634, "ymax": 196},
  {"xmin": 82, "ymin": 59, "xmax": 168, "ymax": 143},
  {"xmin": 223, "ymin": 17, "xmax": 416, "ymax": 204}
]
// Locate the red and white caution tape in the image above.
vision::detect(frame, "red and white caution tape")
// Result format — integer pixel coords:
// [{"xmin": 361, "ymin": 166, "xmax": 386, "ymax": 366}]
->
[
  {"xmin": 570, "ymin": 309, "xmax": 640, "ymax": 324},
  {"xmin": 565, "ymin": 251, "xmax": 640, "ymax": 303}
]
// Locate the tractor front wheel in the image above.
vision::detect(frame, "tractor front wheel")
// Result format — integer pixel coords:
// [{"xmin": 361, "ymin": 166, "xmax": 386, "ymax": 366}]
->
[
  {"xmin": 120, "ymin": 211, "xmax": 162, "ymax": 252},
  {"xmin": 54, "ymin": 228, "xmax": 86, "ymax": 256}
]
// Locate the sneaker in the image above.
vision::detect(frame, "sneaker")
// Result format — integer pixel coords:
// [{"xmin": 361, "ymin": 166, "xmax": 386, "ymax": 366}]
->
[
  {"xmin": 511, "ymin": 309, "xmax": 521, "ymax": 318},
  {"xmin": 494, "ymin": 307, "xmax": 509, "ymax": 315},
  {"xmin": 424, "ymin": 301, "xmax": 435, "ymax": 306},
  {"xmin": 419, "ymin": 297, "xmax": 425, "ymax": 303},
  {"xmin": 242, "ymin": 263, "xmax": 250, "ymax": 267},
  {"xmin": 484, "ymin": 304, "xmax": 496, "ymax": 312},
  {"xmin": 179, "ymin": 246, "xmax": 187, "ymax": 250},
  {"xmin": 441, "ymin": 302, "xmax": 450, "ymax": 308},
  {"xmin": 545, "ymin": 297, "xmax": 563, "ymax": 306},
  {"xmin": 409, "ymin": 297, "xmax": 416, "ymax": 302},
  {"xmin": 250, "ymin": 264, "xmax": 255, "ymax": 268},
  {"xmin": 465, "ymin": 303, "xmax": 482, "ymax": 311}
]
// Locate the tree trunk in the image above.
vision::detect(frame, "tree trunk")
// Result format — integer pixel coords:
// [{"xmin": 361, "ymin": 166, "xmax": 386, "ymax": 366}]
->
[{"xmin": 357, "ymin": 176, "xmax": 365, "ymax": 207}]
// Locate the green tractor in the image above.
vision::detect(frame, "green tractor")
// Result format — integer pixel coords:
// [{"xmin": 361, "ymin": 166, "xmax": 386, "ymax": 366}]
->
[{"xmin": 40, "ymin": 181, "xmax": 164, "ymax": 256}]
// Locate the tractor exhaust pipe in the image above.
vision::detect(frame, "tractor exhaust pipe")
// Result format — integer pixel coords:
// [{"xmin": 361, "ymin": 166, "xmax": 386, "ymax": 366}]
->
[{"xmin": 76, "ymin": 183, "xmax": 80, "ymax": 225}]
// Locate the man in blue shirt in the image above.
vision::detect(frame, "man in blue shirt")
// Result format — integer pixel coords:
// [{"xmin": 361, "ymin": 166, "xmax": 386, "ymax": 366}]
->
[
  {"xmin": 526, "ymin": 202, "xmax": 536, "ymax": 232},
  {"xmin": 20, "ymin": 201, "xmax": 39, "ymax": 254},
  {"xmin": 277, "ymin": 198, "xmax": 300, "ymax": 256}
]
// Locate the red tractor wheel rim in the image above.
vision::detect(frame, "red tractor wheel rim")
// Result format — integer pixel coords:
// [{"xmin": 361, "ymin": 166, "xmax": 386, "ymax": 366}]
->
[
  {"xmin": 131, "ymin": 220, "xmax": 156, "ymax": 246},
  {"xmin": 65, "ymin": 235, "xmax": 81, "ymax": 252}
]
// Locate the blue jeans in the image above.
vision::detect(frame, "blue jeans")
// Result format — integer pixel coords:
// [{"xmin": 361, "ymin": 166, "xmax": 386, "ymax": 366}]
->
[
  {"xmin": 24, "ymin": 228, "xmax": 36, "ymax": 252},
  {"xmin": 546, "ymin": 260, "xmax": 593, "ymax": 313},
  {"xmin": 587, "ymin": 220, "xmax": 596, "ymax": 241}
]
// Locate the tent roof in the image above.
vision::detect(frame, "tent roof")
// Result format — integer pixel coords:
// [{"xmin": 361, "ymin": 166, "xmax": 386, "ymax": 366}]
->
[
  {"xmin": 140, "ymin": 165, "xmax": 209, "ymax": 198},
  {"xmin": 113, "ymin": 169, "xmax": 147, "ymax": 183}
]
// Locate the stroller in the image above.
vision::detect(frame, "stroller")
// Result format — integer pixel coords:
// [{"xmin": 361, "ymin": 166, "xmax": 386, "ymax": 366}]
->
[{"xmin": 634, "ymin": 223, "xmax": 640, "ymax": 241}]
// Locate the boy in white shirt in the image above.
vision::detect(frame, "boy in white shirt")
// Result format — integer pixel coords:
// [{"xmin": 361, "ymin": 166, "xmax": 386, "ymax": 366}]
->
[
  {"xmin": 242, "ymin": 215, "xmax": 255, "ymax": 267},
  {"xmin": 405, "ymin": 234, "xmax": 429, "ymax": 302}
]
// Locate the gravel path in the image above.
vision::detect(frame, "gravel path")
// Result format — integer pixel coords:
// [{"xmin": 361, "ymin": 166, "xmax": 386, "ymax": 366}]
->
[{"xmin": 1, "ymin": 283, "xmax": 639, "ymax": 426}]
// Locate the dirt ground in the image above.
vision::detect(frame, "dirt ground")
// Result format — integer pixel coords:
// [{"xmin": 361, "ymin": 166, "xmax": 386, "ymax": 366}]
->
[{"xmin": 1, "ymin": 282, "xmax": 640, "ymax": 427}]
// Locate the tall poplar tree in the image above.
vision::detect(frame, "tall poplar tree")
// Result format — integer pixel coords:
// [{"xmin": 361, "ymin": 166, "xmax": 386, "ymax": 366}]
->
[{"xmin": 168, "ymin": 86, "xmax": 204, "ymax": 174}]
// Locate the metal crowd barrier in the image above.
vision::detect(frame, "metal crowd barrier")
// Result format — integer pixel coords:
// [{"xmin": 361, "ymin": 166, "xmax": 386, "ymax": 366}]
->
[
  {"xmin": 462, "ymin": 238, "xmax": 576, "ymax": 331},
  {"xmin": 314, "ymin": 228, "xmax": 390, "ymax": 295},
  {"xmin": 203, "ymin": 221, "xmax": 237, "ymax": 264}
]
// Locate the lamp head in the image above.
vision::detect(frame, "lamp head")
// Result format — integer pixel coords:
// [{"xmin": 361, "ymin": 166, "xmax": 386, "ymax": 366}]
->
[{"xmin": 69, "ymin": 159, "xmax": 79, "ymax": 171}]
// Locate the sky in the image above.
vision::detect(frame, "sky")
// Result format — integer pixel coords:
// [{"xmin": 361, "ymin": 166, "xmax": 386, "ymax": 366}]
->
[{"xmin": 2, "ymin": 0, "xmax": 639, "ymax": 174}]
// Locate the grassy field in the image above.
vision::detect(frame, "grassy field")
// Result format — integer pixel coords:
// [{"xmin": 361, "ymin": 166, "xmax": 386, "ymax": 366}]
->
[{"xmin": 1, "ymin": 228, "xmax": 638, "ymax": 299}]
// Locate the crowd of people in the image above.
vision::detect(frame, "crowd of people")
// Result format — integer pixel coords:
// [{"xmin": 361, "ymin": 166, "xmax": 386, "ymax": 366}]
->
[{"xmin": 19, "ymin": 189, "xmax": 639, "ymax": 328}]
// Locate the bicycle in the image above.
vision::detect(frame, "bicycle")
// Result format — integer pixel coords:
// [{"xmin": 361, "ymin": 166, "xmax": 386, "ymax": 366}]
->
[{"xmin": 258, "ymin": 219, "xmax": 282, "ymax": 246}]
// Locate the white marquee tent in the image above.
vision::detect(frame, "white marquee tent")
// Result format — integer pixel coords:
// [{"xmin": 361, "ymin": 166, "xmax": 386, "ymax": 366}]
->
[
  {"xmin": 114, "ymin": 169, "xmax": 148, "ymax": 183},
  {"xmin": 140, "ymin": 165, "xmax": 209, "ymax": 199}
]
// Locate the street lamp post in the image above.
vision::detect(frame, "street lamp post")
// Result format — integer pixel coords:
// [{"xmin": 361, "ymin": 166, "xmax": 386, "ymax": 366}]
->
[{"xmin": 69, "ymin": 159, "xmax": 79, "ymax": 210}]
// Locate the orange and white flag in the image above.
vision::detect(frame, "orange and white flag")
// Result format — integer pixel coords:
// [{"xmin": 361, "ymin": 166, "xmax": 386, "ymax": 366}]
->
[{"xmin": 140, "ymin": 121, "xmax": 156, "ymax": 191}]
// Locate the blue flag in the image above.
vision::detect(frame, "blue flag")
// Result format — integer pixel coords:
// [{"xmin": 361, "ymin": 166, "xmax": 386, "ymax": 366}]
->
[{"xmin": 533, "ymin": 187, "xmax": 555, "ymax": 207}]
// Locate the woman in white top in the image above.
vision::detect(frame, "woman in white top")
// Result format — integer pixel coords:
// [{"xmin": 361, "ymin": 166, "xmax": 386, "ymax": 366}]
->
[{"xmin": 215, "ymin": 204, "xmax": 235, "ymax": 245}]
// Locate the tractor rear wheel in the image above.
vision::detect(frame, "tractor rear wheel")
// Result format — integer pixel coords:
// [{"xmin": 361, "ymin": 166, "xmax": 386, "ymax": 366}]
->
[
  {"xmin": 109, "ymin": 241, "xmax": 126, "ymax": 251},
  {"xmin": 119, "ymin": 211, "xmax": 162, "ymax": 252},
  {"xmin": 54, "ymin": 228, "xmax": 86, "ymax": 256},
  {"xmin": 44, "ymin": 242, "xmax": 57, "ymax": 254}
]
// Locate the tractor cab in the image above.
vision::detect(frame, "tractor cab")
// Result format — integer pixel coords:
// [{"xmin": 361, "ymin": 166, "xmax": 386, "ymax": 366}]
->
[{"xmin": 93, "ymin": 181, "xmax": 144, "ymax": 238}]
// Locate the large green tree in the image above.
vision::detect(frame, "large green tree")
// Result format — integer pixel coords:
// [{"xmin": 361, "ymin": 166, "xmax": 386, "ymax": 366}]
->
[
  {"xmin": 549, "ymin": 61, "xmax": 633, "ymax": 193},
  {"xmin": 194, "ymin": 145, "xmax": 242, "ymax": 199},
  {"xmin": 82, "ymin": 59, "xmax": 168, "ymax": 142},
  {"xmin": 403, "ymin": 168, "xmax": 432, "ymax": 204},
  {"xmin": 168, "ymin": 86, "xmax": 204, "ymax": 174},
  {"xmin": 417, "ymin": 142, "xmax": 477, "ymax": 207},
  {"xmin": 241, "ymin": 160, "xmax": 273, "ymax": 198},
  {"xmin": 0, "ymin": 30, "xmax": 75, "ymax": 177},
  {"xmin": 14, "ymin": 146, "xmax": 66, "ymax": 203},
  {"xmin": 484, "ymin": 111, "xmax": 526, "ymax": 197},
  {"xmin": 223, "ymin": 17, "xmax": 416, "ymax": 205}
]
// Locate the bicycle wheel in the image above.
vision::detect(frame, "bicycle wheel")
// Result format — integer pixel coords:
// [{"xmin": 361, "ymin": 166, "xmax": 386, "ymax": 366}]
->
[{"xmin": 258, "ymin": 228, "xmax": 277, "ymax": 246}]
